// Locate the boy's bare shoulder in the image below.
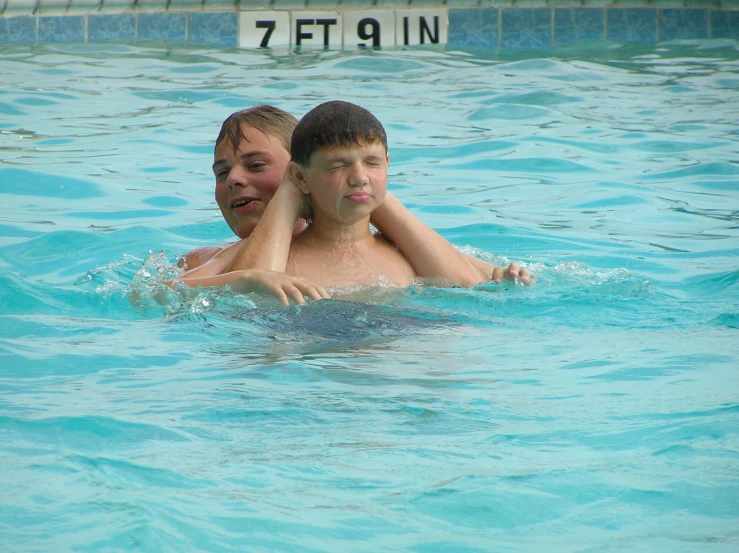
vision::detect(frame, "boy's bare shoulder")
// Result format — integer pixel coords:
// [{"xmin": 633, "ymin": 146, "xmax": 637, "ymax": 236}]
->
[
  {"xmin": 372, "ymin": 232, "xmax": 406, "ymax": 256},
  {"xmin": 370, "ymin": 233, "xmax": 416, "ymax": 280},
  {"xmin": 371, "ymin": 232, "xmax": 396, "ymax": 248}
]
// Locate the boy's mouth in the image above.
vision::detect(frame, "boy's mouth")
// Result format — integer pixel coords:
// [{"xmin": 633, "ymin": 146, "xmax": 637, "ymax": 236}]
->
[
  {"xmin": 231, "ymin": 196, "xmax": 260, "ymax": 213},
  {"xmin": 346, "ymin": 193, "xmax": 371, "ymax": 203}
]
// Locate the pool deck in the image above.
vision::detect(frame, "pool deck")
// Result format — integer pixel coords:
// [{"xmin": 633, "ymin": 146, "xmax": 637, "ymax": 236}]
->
[{"xmin": 0, "ymin": 0, "xmax": 737, "ymax": 49}]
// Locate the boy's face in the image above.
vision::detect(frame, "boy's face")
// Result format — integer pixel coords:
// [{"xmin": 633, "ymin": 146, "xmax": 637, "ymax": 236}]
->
[
  {"xmin": 297, "ymin": 141, "xmax": 388, "ymax": 225},
  {"xmin": 213, "ymin": 123, "xmax": 291, "ymax": 239}
]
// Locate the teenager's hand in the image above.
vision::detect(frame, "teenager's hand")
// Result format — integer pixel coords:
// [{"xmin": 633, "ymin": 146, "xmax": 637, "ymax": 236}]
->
[
  {"xmin": 490, "ymin": 262, "xmax": 535, "ymax": 286},
  {"xmin": 173, "ymin": 270, "xmax": 330, "ymax": 306},
  {"xmin": 276, "ymin": 173, "xmax": 311, "ymax": 218},
  {"xmin": 228, "ymin": 270, "xmax": 331, "ymax": 306}
]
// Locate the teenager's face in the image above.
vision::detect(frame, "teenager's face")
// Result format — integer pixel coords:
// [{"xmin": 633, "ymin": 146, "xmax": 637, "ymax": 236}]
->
[
  {"xmin": 213, "ymin": 124, "xmax": 291, "ymax": 239},
  {"xmin": 299, "ymin": 141, "xmax": 388, "ymax": 225}
]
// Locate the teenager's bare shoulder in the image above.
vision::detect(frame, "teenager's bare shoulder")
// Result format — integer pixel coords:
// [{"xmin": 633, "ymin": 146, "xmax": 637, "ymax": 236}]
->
[{"xmin": 178, "ymin": 245, "xmax": 228, "ymax": 271}]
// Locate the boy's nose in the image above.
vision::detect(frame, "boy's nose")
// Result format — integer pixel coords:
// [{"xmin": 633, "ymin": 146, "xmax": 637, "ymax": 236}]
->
[
  {"xmin": 227, "ymin": 166, "xmax": 248, "ymax": 189},
  {"xmin": 348, "ymin": 163, "xmax": 368, "ymax": 186}
]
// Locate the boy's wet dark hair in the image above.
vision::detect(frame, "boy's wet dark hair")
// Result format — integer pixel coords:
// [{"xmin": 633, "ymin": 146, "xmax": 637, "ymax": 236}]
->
[
  {"xmin": 215, "ymin": 105, "xmax": 298, "ymax": 155},
  {"xmin": 290, "ymin": 101, "xmax": 388, "ymax": 167}
]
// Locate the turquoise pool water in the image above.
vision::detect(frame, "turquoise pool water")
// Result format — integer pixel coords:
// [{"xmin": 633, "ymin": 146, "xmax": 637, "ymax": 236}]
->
[{"xmin": 1, "ymin": 42, "xmax": 738, "ymax": 552}]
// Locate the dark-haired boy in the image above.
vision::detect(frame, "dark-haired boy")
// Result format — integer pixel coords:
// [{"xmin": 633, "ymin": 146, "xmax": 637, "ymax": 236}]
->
[{"xmin": 267, "ymin": 100, "xmax": 485, "ymax": 288}]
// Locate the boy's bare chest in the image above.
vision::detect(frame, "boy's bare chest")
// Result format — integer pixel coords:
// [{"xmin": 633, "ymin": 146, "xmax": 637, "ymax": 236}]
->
[{"xmin": 286, "ymin": 239, "xmax": 415, "ymax": 288}]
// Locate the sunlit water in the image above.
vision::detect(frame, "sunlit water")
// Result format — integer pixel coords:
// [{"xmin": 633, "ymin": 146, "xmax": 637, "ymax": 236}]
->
[{"xmin": 1, "ymin": 41, "xmax": 738, "ymax": 552}]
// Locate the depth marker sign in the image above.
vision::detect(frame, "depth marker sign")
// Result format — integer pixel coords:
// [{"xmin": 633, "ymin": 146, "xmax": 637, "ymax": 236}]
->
[{"xmin": 239, "ymin": 9, "xmax": 448, "ymax": 49}]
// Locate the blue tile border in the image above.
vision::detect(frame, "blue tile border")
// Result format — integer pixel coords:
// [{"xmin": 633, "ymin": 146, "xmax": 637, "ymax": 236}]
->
[
  {"xmin": 0, "ymin": 16, "xmax": 36, "ymax": 44},
  {"xmin": 449, "ymin": 8, "xmax": 499, "ymax": 48},
  {"xmin": 0, "ymin": 7, "xmax": 737, "ymax": 49},
  {"xmin": 502, "ymin": 8, "xmax": 551, "ymax": 49},
  {"xmin": 659, "ymin": 8, "xmax": 709, "ymax": 40},
  {"xmin": 188, "ymin": 12, "xmax": 237, "ymax": 47},
  {"xmin": 138, "ymin": 13, "xmax": 187, "ymax": 41},
  {"xmin": 555, "ymin": 8, "xmax": 604, "ymax": 46},
  {"xmin": 711, "ymin": 9, "xmax": 739, "ymax": 39},
  {"xmin": 89, "ymin": 14, "xmax": 136, "ymax": 42},
  {"xmin": 38, "ymin": 15, "xmax": 85, "ymax": 43},
  {"xmin": 607, "ymin": 8, "xmax": 657, "ymax": 43}
]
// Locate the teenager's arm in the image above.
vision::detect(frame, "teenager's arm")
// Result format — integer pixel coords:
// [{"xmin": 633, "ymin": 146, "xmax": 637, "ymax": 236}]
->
[
  {"xmin": 370, "ymin": 193, "xmax": 483, "ymax": 288},
  {"xmin": 169, "ymin": 269, "xmax": 330, "ymax": 306},
  {"xmin": 224, "ymin": 178, "xmax": 307, "ymax": 273},
  {"xmin": 174, "ymin": 178, "xmax": 306, "ymax": 281}
]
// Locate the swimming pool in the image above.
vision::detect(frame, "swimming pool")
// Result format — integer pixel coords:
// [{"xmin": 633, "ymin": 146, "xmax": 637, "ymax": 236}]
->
[{"xmin": 1, "ymin": 42, "xmax": 738, "ymax": 552}]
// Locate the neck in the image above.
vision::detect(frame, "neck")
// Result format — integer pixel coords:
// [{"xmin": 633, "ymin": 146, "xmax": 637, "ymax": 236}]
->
[{"xmin": 301, "ymin": 215, "xmax": 373, "ymax": 248}]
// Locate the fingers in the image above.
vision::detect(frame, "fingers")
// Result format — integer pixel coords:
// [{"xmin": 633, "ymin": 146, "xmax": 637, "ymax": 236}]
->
[
  {"xmin": 491, "ymin": 265, "xmax": 505, "ymax": 284},
  {"xmin": 505, "ymin": 262, "xmax": 520, "ymax": 281},
  {"xmin": 490, "ymin": 262, "xmax": 534, "ymax": 286},
  {"xmin": 518, "ymin": 267, "xmax": 531, "ymax": 285},
  {"xmin": 283, "ymin": 285, "xmax": 307, "ymax": 306},
  {"xmin": 301, "ymin": 284, "xmax": 330, "ymax": 302},
  {"xmin": 272, "ymin": 288, "xmax": 291, "ymax": 307},
  {"xmin": 291, "ymin": 279, "xmax": 331, "ymax": 302},
  {"xmin": 279, "ymin": 276, "xmax": 331, "ymax": 306}
]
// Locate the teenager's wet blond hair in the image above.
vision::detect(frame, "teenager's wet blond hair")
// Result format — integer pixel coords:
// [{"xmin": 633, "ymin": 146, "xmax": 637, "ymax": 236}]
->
[{"xmin": 216, "ymin": 105, "xmax": 298, "ymax": 154}]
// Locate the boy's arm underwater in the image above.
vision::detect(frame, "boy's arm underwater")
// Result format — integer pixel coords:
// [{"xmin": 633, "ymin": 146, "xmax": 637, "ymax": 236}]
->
[{"xmin": 370, "ymin": 193, "xmax": 534, "ymax": 286}]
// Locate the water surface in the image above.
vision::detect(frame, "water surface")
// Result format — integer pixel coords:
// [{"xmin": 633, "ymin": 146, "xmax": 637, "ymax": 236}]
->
[{"xmin": 1, "ymin": 41, "xmax": 738, "ymax": 552}]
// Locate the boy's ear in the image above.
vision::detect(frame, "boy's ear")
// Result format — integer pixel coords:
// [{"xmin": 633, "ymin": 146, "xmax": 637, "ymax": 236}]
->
[
  {"xmin": 386, "ymin": 152, "xmax": 390, "ymax": 166},
  {"xmin": 287, "ymin": 161, "xmax": 310, "ymax": 194}
]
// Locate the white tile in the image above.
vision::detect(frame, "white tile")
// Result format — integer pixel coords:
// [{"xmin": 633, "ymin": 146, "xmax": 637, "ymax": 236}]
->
[
  {"xmin": 37, "ymin": 0, "xmax": 69, "ymax": 15},
  {"xmin": 98, "ymin": 0, "xmax": 136, "ymax": 13},
  {"xmin": 343, "ymin": 9, "xmax": 395, "ymax": 49},
  {"xmin": 135, "ymin": 0, "xmax": 167, "ymax": 12},
  {"xmin": 203, "ymin": 0, "xmax": 236, "ymax": 9},
  {"xmin": 239, "ymin": 10, "xmax": 290, "ymax": 48},
  {"xmin": 67, "ymin": 0, "xmax": 101, "ymax": 14},
  {"xmin": 3, "ymin": 0, "xmax": 39, "ymax": 15},
  {"xmin": 304, "ymin": 0, "xmax": 336, "ymax": 8},
  {"xmin": 270, "ymin": 0, "xmax": 304, "ymax": 9},
  {"xmin": 234, "ymin": 0, "xmax": 269, "ymax": 6},
  {"xmin": 291, "ymin": 10, "xmax": 341, "ymax": 49},
  {"xmin": 394, "ymin": 8, "xmax": 448, "ymax": 46},
  {"xmin": 340, "ymin": 0, "xmax": 374, "ymax": 8},
  {"xmin": 168, "ymin": 0, "xmax": 203, "ymax": 11}
]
